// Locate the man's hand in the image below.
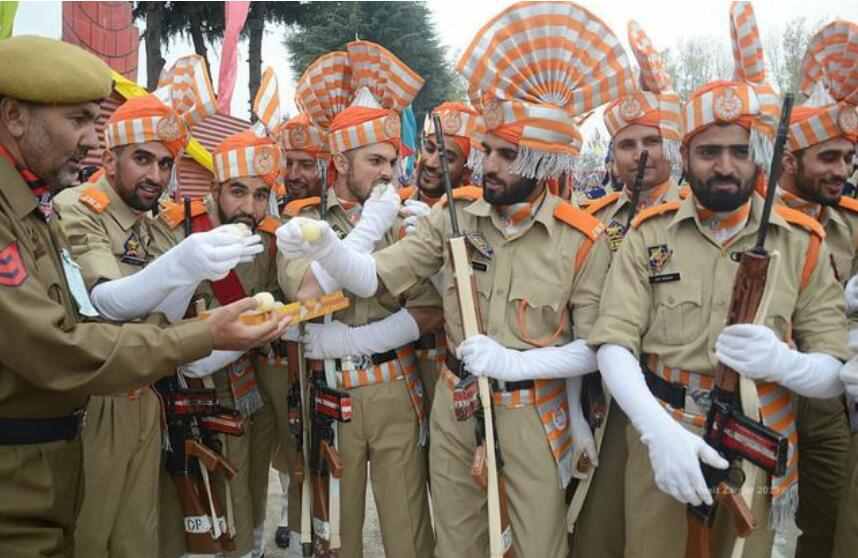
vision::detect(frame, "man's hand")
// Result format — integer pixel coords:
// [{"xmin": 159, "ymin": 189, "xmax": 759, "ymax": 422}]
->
[
  {"xmin": 276, "ymin": 217, "xmax": 338, "ymax": 260},
  {"xmin": 457, "ymin": 334, "xmax": 520, "ymax": 379},
  {"xmin": 846, "ymin": 275, "xmax": 858, "ymax": 315},
  {"xmin": 400, "ymin": 199, "xmax": 431, "ymax": 236},
  {"xmin": 207, "ymin": 298, "xmax": 292, "ymax": 351},
  {"xmin": 176, "ymin": 228, "xmax": 263, "ymax": 282},
  {"xmin": 715, "ymin": 324, "xmax": 787, "ymax": 382},
  {"xmin": 841, "ymin": 355, "xmax": 858, "ymax": 400}
]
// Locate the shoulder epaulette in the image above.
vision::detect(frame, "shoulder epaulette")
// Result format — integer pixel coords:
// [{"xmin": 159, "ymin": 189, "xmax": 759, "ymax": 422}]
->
[
  {"xmin": 284, "ymin": 196, "xmax": 321, "ymax": 217},
  {"xmin": 257, "ymin": 216, "xmax": 280, "ymax": 235},
  {"xmin": 580, "ymin": 191, "xmax": 620, "ymax": 216},
  {"xmin": 631, "ymin": 201, "xmax": 681, "ymax": 229},
  {"xmin": 160, "ymin": 199, "xmax": 207, "ymax": 229},
  {"xmin": 775, "ymin": 206, "xmax": 826, "ymax": 240},
  {"xmin": 440, "ymin": 185, "xmax": 483, "ymax": 207},
  {"xmin": 837, "ymin": 196, "xmax": 858, "ymax": 215},
  {"xmin": 79, "ymin": 188, "xmax": 110, "ymax": 214},
  {"xmin": 399, "ymin": 186, "xmax": 416, "ymax": 202},
  {"xmin": 679, "ymin": 185, "xmax": 691, "ymax": 199},
  {"xmin": 553, "ymin": 201, "xmax": 606, "ymax": 241}
]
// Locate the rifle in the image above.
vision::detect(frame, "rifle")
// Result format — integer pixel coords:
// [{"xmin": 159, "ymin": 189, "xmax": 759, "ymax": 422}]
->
[
  {"xmin": 433, "ymin": 114, "xmax": 513, "ymax": 557},
  {"xmin": 157, "ymin": 375, "xmax": 244, "ymax": 553},
  {"xmin": 685, "ymin": 94, "xmax": 795, "ymax": 558}
]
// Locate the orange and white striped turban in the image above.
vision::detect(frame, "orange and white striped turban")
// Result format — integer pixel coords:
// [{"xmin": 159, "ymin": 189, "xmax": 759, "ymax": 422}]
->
[
  {"xmin": 278, "ymin": 113, "xmax": 330, "ymax": 160},
  {"xmin": 213, "ymin": 67, "xmax": 283, "ymax": 189},
  {"xmin": 788, "ymin": 20, "xmax": 858, "ymax": 151},
  {"xmin": 422, "ymin": 102, "xmax": 484, "ymax": 164},
  {"xmin": 296, "ymin": 41, "xmax": 424, "ymax": 156},
  {"xmin": 683, "ymin": 1, "xmax": 780, "ymax": 167},
  {"xmin": 456, "ymin": 1, "xmax": 636, "ymax": 180},
  {"xmin": 106, "ymin": 54, "xmax": 216, "ymax": 157},
  {"xmin": 604, "ymin": 21, "xmax": 682, "ymax": 146}
]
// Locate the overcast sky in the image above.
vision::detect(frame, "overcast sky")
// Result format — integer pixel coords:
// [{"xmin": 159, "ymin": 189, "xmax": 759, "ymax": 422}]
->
[{"xmin": 12, "ymin": 0, "xmax": 858, "ymax": 122}]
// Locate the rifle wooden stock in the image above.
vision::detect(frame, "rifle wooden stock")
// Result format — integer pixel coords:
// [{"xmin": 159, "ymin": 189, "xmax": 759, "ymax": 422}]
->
[
  {"xmin": 321, "ymin": 440, "xmax": 344, "ymax": 478},
  {"xmin": 286, "ymin": 337, "xmax": 315, "ymax": 556},
  {"xmin": 172, "ymin": 475, "xmax": 221, "ymax": 554}
]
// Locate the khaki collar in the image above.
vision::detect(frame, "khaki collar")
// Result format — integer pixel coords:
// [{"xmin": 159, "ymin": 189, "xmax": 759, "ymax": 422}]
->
[
  {"xmin": 465, "ymin": 191, "xmax": 559, "ymax": 238},
  {"xmin": 94, "ymin": 175, "xmax": 143, "ymax": 232},
  {"xmin": 0, "ymin": 157, "xmax": 38, "ymax": 220},
  {"xmin": 668, "ymin": 192, "xmax": 792, "ymax": 236},
  {"xmin": 620, "ymin": 177, "xmax": 677, "ymax": 210}
]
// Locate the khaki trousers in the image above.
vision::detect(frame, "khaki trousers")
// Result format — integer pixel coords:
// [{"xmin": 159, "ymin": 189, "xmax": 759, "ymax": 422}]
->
[
  {"xmin": 0, "ymin": 437, "xmax": 83, "ymax": 558},
  {"xmin": 624, "ymin": 423, "xmax": 774, "ymax": 558},
  {"xmin": 832, "ymin": 433, "xmax": 858, "ymax": 558},
  {"xmin": 570, "ymin": 401, "xmax": 628, "ymax": 558},
  {"xmin": 75, "ymin": 390, "xmax": 162, "ymax": 558},
  {"xmin": 338, "ymin": 378, "xmax": 434, "ymax": 558},
  {"xmin": 430, "ymin": 381, "xmax": 568, "ymax": 558},
  {"xmin": 795, "ymin": 395, "xmax": 850, "ymax": 558}
]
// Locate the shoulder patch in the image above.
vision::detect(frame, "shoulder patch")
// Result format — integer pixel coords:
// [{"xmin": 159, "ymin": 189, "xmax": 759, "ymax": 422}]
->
[
  {"xmin": 160, "ymin": 199, "xmax": 207, "ymax": 230},
  {"xmin": 631, "ymin": 201, "xmax": 681, "ymax": 229},
  {"xmin": 257, "ymin": 216, "xmax": 280, "ymax": 236},
  {"xmin": 79, "ymin": 188, "xmax": 110, "ymax": 214},
  {"xmin": 399, "ymin": 186, "xmax": 416, "ymax": 202},
  {"xmin": 284, "ymin": 196, "xmax": 321, "ymax": 217},
  {"xmin": 580, "ymin": 191, "xmax": 620, "ymax": 215},
  {"xmin": 440, "ymin": 185, "xmax": 483, "ymax": 207},
  {"xmin": 775, "ymin": 206, "xmax": 826, "ymax": 240},
  {"xmin": 554, "ymin": 201, "xmax": 606, "ymax": 241},
  {"xmin": 837, "ymin": 196, "xmax": 858, "ymax": 215}
]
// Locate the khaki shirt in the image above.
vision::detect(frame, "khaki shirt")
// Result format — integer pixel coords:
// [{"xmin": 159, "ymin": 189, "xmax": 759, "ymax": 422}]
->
[
  {"xmin": 374, "ymin": 191, "xmax": 611, "ymax": 349},
  {"xmin": 589, "ymin": 193, "xmax": 850, "ymax": 373},
  {"xmin": 53, "ymin": 175, "xmax": 175, "ymax": 289},
  {"xmin": 0, "ymin": 158, "xmax": 211, "ymax": 418},
  {"xmin": 817, "ymin": 201, "xmax": 858, "ymax": 287},
  {"xmin": 278, "ymin": 193, "xmax": 441, "ymax": 327},
  {"xmin": 582, "ymin": 178, "xmax": 685, "ymax": 255}
]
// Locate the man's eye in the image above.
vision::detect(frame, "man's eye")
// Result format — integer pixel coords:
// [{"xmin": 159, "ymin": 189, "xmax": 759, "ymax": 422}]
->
[{"xmin": 731, "ymin": 146, "xmax": 750, "ymax": 159}]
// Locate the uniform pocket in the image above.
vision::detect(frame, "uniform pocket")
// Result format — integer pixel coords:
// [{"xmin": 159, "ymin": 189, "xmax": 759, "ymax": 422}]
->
[
  {"xmin": 509, "ymin": 275, "xmax": 568, "ymax": 346},
  {"xmin": 651, "ymin": 278, "xmax": 703, "ymax": 345}
]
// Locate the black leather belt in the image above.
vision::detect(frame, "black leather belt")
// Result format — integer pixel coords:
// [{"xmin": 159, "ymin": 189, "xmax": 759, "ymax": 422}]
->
[
  {"xmin": 0, "ymin": 410, "xmax": 86, "ymax": 445},
  {"xmin": 445, "ymin": 354, "xmax": 534, "ymax": 392},
  {"xmin": 335, "ymin": 349, "xmax": 398, "ymax": 370},
  {"xmin": 643, "ymin": 367, "xmax": 686, "ymax": 410},
  {"xmin": 414, "ymin": 333, "xmax": 442, "ymax": 351}
]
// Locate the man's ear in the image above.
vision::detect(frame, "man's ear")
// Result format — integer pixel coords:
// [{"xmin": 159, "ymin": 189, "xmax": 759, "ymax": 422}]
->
[
  {"xmin": 0, "ymin": 97, "xmax": 28, "ymax": 138},
  {"xmin": 679, "ymin": 143, "xmax": 689, "ymax": 176},
  {"xmin": 782, "ymin": 151, "xmax": 798, "ymax": 177},
  {"xmin": 102, "ymin": 148, "xmax": 118, "ymax": 180},
  {"xmin": 333, "ymin": 153, "xmax": 350, "ymax": 175}
]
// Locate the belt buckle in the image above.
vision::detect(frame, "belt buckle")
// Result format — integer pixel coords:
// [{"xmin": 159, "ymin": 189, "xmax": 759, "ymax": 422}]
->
[
  {"xmin": 685, "ymin": 388, "xmax": 712, "ymax": 416},
  {"xmin": 348, "ymin": 354, "xmax": 372, "ymax": 370}
]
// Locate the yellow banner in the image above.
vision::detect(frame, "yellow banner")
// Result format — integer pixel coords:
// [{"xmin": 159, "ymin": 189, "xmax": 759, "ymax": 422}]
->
[
  {"xmin": 110, "ymin": 71, "xmax": 214, "ymax": 172},
  {"xmin": 0, "ymin": 1, "xmax": 19, "ymax": 40}
]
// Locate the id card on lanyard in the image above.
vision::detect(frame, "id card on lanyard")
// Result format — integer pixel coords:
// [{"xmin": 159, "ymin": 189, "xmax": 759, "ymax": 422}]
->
[{"xmin": 60, "ymin": 248, "xmax": 99, "ymax": 318}]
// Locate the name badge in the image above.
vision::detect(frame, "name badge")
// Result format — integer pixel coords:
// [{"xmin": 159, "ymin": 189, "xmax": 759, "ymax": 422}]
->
[
  {"xmin": 649, "ymin": 273, "xmax": 681, "ymax": 284},
  {"xmin": 60, "ymin": 249, "xmax": 99, "ymax": 318}
]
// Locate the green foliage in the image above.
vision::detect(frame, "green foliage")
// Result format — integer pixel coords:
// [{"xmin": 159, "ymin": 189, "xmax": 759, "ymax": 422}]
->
[{"xmin": 283, "ymin": 1, "xmax": 460, "ymax": 128}]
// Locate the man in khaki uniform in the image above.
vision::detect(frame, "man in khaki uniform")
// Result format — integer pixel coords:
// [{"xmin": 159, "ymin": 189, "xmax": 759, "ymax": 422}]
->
[
  {"xmin": 276, "ymin": 6, "xmax": 633, "ymax": 555},
  {"xmin": 0, "ymin": 36, "xmax": 288, "ymax": 558},
  {"xmin": 277, "ymin": 41, "xmax": 442, "ymax": 558},
  {"xmin": 588, "ymin": 5, "xmax": 849, "ymax": 557},
  {"xmin": 52, "ymin": 54, "xmax": 228, "ymax": 558},
  {"xmin": 572, "ymin": 21, "xmax": 686, "ymax": 558},
  {"xmin": 157, "ymin": 68, "xmax": 287, "ymax": 558},
  {"xmin": 773, "ymin": 22, "xmax": 858, "ymax": 557}
]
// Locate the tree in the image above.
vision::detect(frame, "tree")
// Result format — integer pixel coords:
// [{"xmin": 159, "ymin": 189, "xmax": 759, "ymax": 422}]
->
[
  {"xmin": 662, "ymin": 36, "xmax": 731, "ymax": 102},
  {"xmin": 766, "ymin": 17, "xmax": 819, "ymax": 97},
  {"xmin": 138, "ymin": 2, "xmax": 166, "ymax": 90},
  {"xmin": 284, "ymin": 1, "xmax": 460, "ymax": 129}
]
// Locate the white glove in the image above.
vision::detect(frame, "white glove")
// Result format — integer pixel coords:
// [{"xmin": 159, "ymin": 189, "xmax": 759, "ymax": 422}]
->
[
  {"xmin": 567, "ymin": 376, "xmax": 598, "ymax": 470},
  {"xmin": 345, "ymin": 183, "xmax": 401, "ymax": 252},
  {"xmin": 90, "ymin": 227, "xmax": 262, "ymax": 321},
  {"xmin": 840, "ymin": 356, "xmax": 858, "ymax": 400},
  {"xmin": 309, "ymin": 185, "xmax": 401, "ymax": 294},
  {"xmin": 302, "ymin": 309, "xmax": 420, "ymax": 359},
  {"xmin": 456, "ymin": 336, "xmax": 597, "ymax": 381},
  {"xmin": 152, "ymin": 282, "xmax": 198, "ymax": 323},
  {"xmin": 181, "ymin": 350, "xmax": 245, "ymax": 378},
  {"xmin": 276, "ymin": 218, "xmax": 377, "ymax": 298},
  {"xmin": 597, "ymin": 344, "xmax": 728, "ymax": 506},
  {"xmin": 715, "ymin": 324, "xmax": 844, "ymax": 398},
  {"xmin": 400, "ymin": 199, "xmax": 431, "ymax": 236},
  {"xmin": 846, "ymin": 275, "xmax": 858, "ymax": 315}
]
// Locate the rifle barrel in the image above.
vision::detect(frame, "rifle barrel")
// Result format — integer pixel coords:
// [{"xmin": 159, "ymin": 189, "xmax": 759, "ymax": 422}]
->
[
  {"xmin": 624, "ymin": 150, "xmax": 649, "ymax": 230},
  {"xmin": 754, "ymin": 93, "xmax": 795, "ymax": 253},
  {"xmin": 432, "ymin": 114, "xmax": 461, "ymax": 236},
  {"xmin": 183, "ymin": 195, "xmax": 192, "ymax": 238}
]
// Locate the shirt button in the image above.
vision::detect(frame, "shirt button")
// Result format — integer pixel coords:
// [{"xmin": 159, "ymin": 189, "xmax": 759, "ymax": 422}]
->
[{"xmin": 667, "ymin": 296, "xmax": 675, "ymax": 304}]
